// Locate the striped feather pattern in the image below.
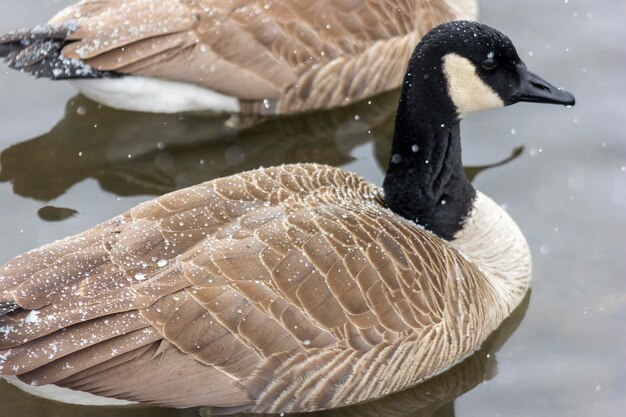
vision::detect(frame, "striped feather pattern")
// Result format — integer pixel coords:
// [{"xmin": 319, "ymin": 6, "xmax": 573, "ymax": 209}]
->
[
  {"xmin": 1, "ymin": 0, "xmax": 477, "ymax": 113},
  {"xmin": 0, "ymin": 164, "xmax": 528, "ymax": 412}
]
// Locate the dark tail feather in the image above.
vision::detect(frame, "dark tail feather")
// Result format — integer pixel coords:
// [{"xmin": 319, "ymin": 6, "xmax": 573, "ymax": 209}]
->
[
  {"xmin": 0, "ymin": 25, "xmax": 119, "ymax": 80},
  {"xmin": 0, "ymin": 301, "xmax": 20, "ymax": 316}
]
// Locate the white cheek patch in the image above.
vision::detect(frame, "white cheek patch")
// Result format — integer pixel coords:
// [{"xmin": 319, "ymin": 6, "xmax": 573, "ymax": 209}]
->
[{"xmin": 443, "ymin": 53, "xmax": 504, "ymax": 117}]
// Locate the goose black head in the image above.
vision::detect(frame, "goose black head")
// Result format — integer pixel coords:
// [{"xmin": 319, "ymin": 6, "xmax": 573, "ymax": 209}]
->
[
  {"xmin": 384, "ymin": 21, "xmax": 575, "ymax": 241},
  {"xmin": 400, "ymin": 20, "xmax": 575, "ymax": 122}
]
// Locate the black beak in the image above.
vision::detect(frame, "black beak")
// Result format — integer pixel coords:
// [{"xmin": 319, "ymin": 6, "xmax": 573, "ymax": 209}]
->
[{"xmin": 512, "ymin": 64, "xmax": 575, "ymax": 106}]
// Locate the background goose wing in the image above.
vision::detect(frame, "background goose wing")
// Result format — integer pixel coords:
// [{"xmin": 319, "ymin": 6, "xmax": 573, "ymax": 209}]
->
[
  {"xmin": 45, "ymin": 0, "xmax": 476, "ymax": 108},
  {"xmin": 0, "ymin": 165, "xmax": 487, "ymax": 410}
]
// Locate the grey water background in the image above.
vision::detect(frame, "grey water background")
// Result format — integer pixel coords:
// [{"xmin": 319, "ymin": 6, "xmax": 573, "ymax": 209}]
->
[{"xmin": 0, "ymin": 0, "xmax": 624, "ymax": 416}]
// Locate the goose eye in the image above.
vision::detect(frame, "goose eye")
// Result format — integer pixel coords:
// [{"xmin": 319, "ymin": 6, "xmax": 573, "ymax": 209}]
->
[{"xmin": 482, "ymin": 58, "xmax": 497, "ymax": 70}]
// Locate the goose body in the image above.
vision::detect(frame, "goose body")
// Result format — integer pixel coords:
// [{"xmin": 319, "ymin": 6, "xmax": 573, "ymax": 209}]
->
[
  {"xmin": 0, "ymin": 165, "xmax": 527, "ymax": 413},
  {"xmin": 0, "ymin": 21, "xmax": 574, "ymax": 413},
  {"xmin": 0, "ymin": 0, "xmax": 477, "ymax": 114}
]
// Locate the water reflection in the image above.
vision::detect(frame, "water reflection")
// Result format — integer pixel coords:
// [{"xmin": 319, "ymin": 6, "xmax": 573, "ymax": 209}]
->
[
  {"xmin": 37, "ymin": 205, "xmax": 79, "ymax": 221},
  {"xmin": 0, "ymin": 292, "xmax": 528, "ymax": 417},
  {"xmin": 0, "ymin": 93, "xmax": 397, "ymax": 200},
  {"xmin": 0, "ymin": 94, "xmax": 522, "ymax": 207}
]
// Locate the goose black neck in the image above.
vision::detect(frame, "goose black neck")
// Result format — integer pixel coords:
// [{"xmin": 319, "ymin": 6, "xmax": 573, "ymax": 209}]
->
[{"xmin": 383, "ymin": 66, "xmax": 475, "ymax": 240}]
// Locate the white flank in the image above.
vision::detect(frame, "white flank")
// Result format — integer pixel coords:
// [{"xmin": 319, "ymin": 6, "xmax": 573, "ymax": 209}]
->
[
  {"xmin": 71, "ymin": 76, "xmax": 240, "ymax": 114},
  {"xmin": 2, "ymin": 376, "xmax": 139, "ymax": 407},
  {"xmin": 451, "ymin": 192, "xmax": 531, "ymax": 314}
]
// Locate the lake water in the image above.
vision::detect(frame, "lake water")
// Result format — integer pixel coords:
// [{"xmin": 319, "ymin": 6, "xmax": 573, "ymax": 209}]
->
[{"xmin": 0, "ymin": 0, "xmax": 623, "ymax": 416}]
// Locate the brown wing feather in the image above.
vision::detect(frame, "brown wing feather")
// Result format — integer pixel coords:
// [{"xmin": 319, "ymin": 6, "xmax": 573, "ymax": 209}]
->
[
  {"xmin": 56, "ymin": 342, "xmax": 253, "ymax": 408},
  {"xmin": 0, "ymin": 164, "xmax": 493, "ymax": 411},
  {"xmin": 43, "ymin": 0, "xmax": 477, "ymax": 111}
]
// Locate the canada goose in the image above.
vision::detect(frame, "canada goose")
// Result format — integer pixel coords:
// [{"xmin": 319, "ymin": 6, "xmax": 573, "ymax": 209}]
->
[
  {"xmin": 0, "ymin": 21, "xmax": 574, "ymax": 414},
  {"xmin": 0, "ymin": 0, "xmax": 477, "ymax": 114}
]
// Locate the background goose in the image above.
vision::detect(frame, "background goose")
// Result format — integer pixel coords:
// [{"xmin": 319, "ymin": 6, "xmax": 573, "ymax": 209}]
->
[
  {"xmin": 0, "ymin": 21, "xmax": 573, "ymax": 414},
  {"xmin": 0, "ymin": 0, "xmax": 477, "ymax": 114}
]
